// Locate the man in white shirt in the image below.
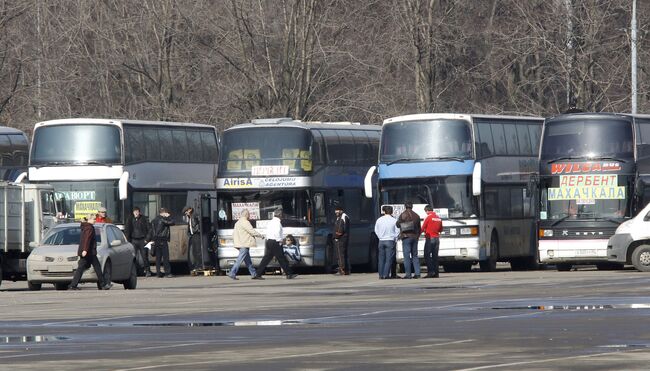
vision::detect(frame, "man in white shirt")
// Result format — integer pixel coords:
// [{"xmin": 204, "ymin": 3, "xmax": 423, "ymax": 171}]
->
[
  {"xmin": 253, "ymin": 209, "xmax": 297, "ymax": 279},
  {"xmin": 374, "ymin": 205, "xmax": 400, "ymax": 279}
]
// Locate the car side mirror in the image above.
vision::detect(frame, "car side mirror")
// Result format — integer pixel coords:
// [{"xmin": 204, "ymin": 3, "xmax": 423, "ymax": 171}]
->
[{"xmin": 110, "ymin": 240, "xmax": 121, "ymax": 247}]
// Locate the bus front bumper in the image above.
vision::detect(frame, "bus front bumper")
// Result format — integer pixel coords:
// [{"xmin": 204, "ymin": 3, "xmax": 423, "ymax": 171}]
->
[
  {"xmin": 539, "ymin": 239, "xmax": 609, "ymax": 263},
  {"xmin": 396, "ymin": 237, "xmax": 479, "ymax": 263}
]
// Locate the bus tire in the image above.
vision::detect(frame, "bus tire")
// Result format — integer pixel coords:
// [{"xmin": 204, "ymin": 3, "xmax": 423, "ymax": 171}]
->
[
  {"xmin": 510, "ymin": 256, "xmax": 539, "ymax": 271},
  {"xmin": 556, "ymin": 263, "xmax": 572, "ymax": 271},
  {"xmin": 323, "ymin": 237, "xmax": 334, "ymax": 274},
  {"xmin": 631, "ymin": 245, "xmax": 650, "ymax": 272},
  {"xmin": 480, "ymin": 233, "xmax": 498, "ymax": 272},
  {"xmin": 28, "ymin": 281, "xmax": 42, "ymax": 291},
  {"xmin": 366, "ymin": 233, "xmax": 379, "ymax": 273},
  {"xmin": 443, "ymin": 262, "xmax": 472, "ymax": 273}
]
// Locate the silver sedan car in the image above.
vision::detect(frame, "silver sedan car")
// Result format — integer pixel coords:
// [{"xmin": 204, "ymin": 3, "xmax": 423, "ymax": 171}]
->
[{"xmin": 26, "ymin": 223, "xmax": 138, "ymax": 291}]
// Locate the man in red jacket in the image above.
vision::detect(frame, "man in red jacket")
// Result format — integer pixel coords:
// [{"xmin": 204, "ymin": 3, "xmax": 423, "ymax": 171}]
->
[{"xmin": 421, "ymin": 204, "xmax": 443, "ymax": 278}]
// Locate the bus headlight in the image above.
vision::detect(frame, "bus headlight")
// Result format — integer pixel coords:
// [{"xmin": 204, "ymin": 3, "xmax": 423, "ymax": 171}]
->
[
  {"xmin": 219, "ymin": 238, "xmax": 234, "ymax": 247},
  {"xmin": 449, "ymin": 228, "xmax": 457, "ymax": 236},
  {"xmin": 298, "ymin": 235, "xmax": 312, "ymax": 245},
  {"xmin": 539, "ymin": 229, "xmax": 553, "ymax": 237},
  {"xmin": 460, "ymin": 227, "xmax": 478, "ymax": 236}
]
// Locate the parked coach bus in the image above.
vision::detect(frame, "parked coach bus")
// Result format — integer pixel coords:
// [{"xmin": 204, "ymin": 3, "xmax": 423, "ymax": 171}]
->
[
  {"xmin": 216, "ymin": 118, "xmax": 380, "ymax": 272},
  {"xmin": 28, "ymin": 118, "xmax": 219, "ymax": 268},
  {"xmin": 365, "ymin": 113, "xmax": 544, "ymax": 272},
  {"xmin": 0, "ymin": 126, "xmax": 29, "ymax": 182},
  {"xmin": 538, "ymin": 113, "xmax": 650, "ymax": 271}
]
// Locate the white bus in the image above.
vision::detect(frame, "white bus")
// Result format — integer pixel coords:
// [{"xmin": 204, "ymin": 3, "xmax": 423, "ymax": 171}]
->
[{"xmin": 28, "ymin": 118, "xmax": 219, "ymax": 268}]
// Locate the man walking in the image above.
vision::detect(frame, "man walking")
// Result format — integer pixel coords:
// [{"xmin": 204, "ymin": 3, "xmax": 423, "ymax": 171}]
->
[
  {"xmin": 396, "ymin": 202, "xmax": 422, "ymax": 279},
  {"xmin": 421, "ymin": 204, "xmax": 443, "ymax": 278},
  {"xmin": 253, "ymin": 209, "xmax": 297, "ymax": 280},
  {"xmin": 229, "ymin": 209, "xmax": 262, "ymax": 280},
  {"xmin": 374, "ymin": 205, "xmax": 399, "ymax": 279},
  {"xmin": 151, "ymin": 208, "xmax": 175, "ymax": 278},
  {"xmin": 124, "ymin": 206, "xmax": 152, "ymax": 277},
  {"xmin": 69, "ymin": 216, "xmax": 112, "ymax": 290},
  {"xmin": 333, "ymin": 205, "xmax": 351, "ymax": 275},
  {"xmin": 184, "ymin": 206, "xmax": 202, "ymax": 272}
]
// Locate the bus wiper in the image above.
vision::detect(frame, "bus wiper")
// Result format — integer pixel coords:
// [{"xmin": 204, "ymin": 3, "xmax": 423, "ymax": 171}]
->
[
  {"xmin": 586, "ymin": 156, "xmax": 627, "ymax": 163},
  {"xmin": 424, "ymin": 156, "xmax": 465, "ymax": 162},
  {"xmin": 550, "ymin": 215, "xmax": 572, "ymax": 226},
  {"xmin": 593, "ymin": 217, "xmax": 623, "ymax": 225},
  {"xmin": 387, "ymin": 158, "xmax": 415, "ymax": 166},
  {"xmin": 547, "ymin": 156, "xmax": 590, "ymax": 164}
]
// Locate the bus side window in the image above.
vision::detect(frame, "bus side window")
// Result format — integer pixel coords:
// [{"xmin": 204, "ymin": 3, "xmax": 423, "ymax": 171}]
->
[{"xmin": 313, "ymin": 192, "xmax": 327, "ymax": 225}]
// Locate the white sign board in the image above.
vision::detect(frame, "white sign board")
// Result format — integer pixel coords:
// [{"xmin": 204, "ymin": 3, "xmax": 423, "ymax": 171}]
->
[
  {"xmin": 251, "ymin": 166, "xmax": 290, "ymax": 176},
  {"xmin": 231, "ymin": 202, "xmax": 260, "ymax": 220}
]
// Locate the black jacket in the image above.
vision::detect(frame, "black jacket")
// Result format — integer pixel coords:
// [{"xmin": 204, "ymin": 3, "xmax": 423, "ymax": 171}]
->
[
  {"xmin": 151, "ymin": 215, "xmax": 175, "ymax": 242},
  {"xmin": 187, "ymin": 214, "xmax": 200, "ymax": 236},
  {"xmin": 124, "ymin": 214, "xmax": 151, "ymax": 241},
  {"xmin": 334, "ymin": 213, "xmax": 350, "ymax": 238},
  {"xmin": 77, "ymin": 221, "xmax": 97, "ymax": 257}
]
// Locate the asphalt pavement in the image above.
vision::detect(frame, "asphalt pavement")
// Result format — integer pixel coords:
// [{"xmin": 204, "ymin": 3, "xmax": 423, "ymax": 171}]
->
[{"xmin": 1, "ymin": 266, "xmax": 650, "ymax": 370}]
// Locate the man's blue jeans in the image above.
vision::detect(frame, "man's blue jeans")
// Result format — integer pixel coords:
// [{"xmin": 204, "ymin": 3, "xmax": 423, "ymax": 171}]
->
[
  {"xmin": 402, "ymin": 237, "xmax": 421, "ymax": 277},
  {"xmin": 377, "ymin": 240, "xmax": 395, "ymax": 278},
  {"xmin": 229, "ymin": 248, "xmax": 256, "ymax": 278}
]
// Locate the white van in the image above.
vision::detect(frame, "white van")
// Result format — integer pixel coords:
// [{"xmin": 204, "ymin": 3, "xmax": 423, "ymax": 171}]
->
[{"xmin": 607, "ymin": 202, "xmax": 650, "ymax": 272}]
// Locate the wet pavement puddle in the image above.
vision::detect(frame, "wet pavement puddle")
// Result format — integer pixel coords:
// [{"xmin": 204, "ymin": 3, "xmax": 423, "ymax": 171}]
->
[{"xmin": 0, "ymin": 335, "xmax": 69, "ymax": 344}]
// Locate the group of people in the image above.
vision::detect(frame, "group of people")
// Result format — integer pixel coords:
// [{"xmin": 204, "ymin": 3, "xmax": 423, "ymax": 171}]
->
[{"xmin": 374, "ymin": 202, "xmax": 443, "ymax": 279}]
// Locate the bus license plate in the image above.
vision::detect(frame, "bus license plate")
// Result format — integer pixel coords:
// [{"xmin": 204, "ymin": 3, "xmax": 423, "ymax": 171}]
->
[{"xmin": 576, "ymin": 249, "xmax": 597, "ymax": 256}]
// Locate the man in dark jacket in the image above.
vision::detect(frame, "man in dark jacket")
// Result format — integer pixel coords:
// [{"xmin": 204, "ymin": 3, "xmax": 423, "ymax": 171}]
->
[
  {"xmin": 124, "ymin": 206, "xmax": 152, "ymax": 277},
  {"xmin": 396, "ymin": 202, "xmax": 422, "ymax": 279},
  {"xmin": 69, "ymin": 216, "xmax": 112, "ymax": 290},
  {"xmin": 151, "ymin": 208, "xmax": 175, "ymax": 278},
  {"xmin": 183, "ymin": 206, "xmax": 202, "ymax": 272},
  {"xmin": 333, "ymin": 205, "xmax": 351, "ymax": 275}
]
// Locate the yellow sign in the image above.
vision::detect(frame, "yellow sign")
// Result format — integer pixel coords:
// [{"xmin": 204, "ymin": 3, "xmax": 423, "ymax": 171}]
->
[
  {"xmin": 548, "ymin": 186, "xmax": 625, "ymax": 201},
  {"xmin": 282, "ymin": 148, "xmax": 300, "ymax": 168},
  {"xmin": 300, "ymin": 150, "xmax": 312, "ymax": 171},
  {"xmin": 74, "ymin": 201, "xmax": 102, "ymax": 221},
  {"xmin": 243, "ymin": 149, "xmax": 260, "ymax": 170},
  {"xmin": 227, "ymin": 150, "xmax": 243, "ymax": 170}
]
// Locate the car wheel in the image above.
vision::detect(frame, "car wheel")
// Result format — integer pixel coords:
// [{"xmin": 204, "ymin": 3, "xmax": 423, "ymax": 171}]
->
[
  {"xmin": 28, "ymin": 281, "xmax": 42, "ymax": 291},
  {"xmin": 556, "ymin": 263, "xmax": 572, "ymax": 271},
  {"xmin": 631, "ymin": 245, "xmax": 650, "ymax": 272},
  {"xmin": 123, "ymin": 261, "xmax": 138, "ymax": 290},
  {"xmin": 98, "ymin": 260, "xmax": 112, "ymax": 289},
  {"xmin": 54, "ymin": 282, "xmax": 68, "ymax": 291}
]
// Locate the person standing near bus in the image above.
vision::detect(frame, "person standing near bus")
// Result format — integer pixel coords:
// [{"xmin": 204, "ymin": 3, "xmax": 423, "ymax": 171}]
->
[
  {"xmin": 95, "ymin": 207, "xmax": 112, "ymax": 223},
  {"xmin": 184, "ymin": 206, "xmax": 202, "ymax": 272},
  {"xmin": 68, "ymin": 216, "xmax": 112, "ymax": 290},
  {"xmin": 374, "ymin": 205, "xmax": 399, "ymax": 279},
  {"xmin": 229, "ymin": 209, "xmax": 262, "ymax": 280},
  {"xmin": 421, "ymin": 204, "xmax": 443, "ymax": 278},
  {"xmin": 151, "ymin": 208, "xmax": 175, "ymax": 278},
  {"xmin": 124, "ymin": 206, "xmax": 153, "ymax": 277},
  {"xmin": 333, "ymin": 205, "xmax": 351, "ymax": 275},
  {"xmin": 253, "ymin": 209, "xmax": 297, "ymax": 280},
  {"xmin": 396, "ymin": 202, "xmax": 421, "ymax": 279}
]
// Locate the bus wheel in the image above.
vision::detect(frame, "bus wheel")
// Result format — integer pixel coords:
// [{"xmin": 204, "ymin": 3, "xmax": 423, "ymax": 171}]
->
[
  {"xmin": 480, "ymin": 234, "xmax": 499, "ymax": 272},
  {"xmin": 443, "ymin": 262, "xmax": 472, "ymax": 273},
  {"xmin": 631, "ymin": 245, "xmax": 650, "ymax": 272},
  {"xmin": 596, "ymin": 262, "xmax": 624, "ymax": 271},
  {"xmin": 510, "ymin": 256, "xmax": 539, "ymax": 271},
  {"xmin": 28, "ymin": 281, "xmax": 42, "ymax": 291},
  {"xmin": 556, "ymin": 263, "xmax": 572, "ymax": 271}
]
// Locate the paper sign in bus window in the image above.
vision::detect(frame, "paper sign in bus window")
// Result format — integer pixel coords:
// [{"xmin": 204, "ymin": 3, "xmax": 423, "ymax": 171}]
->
[
  {"xmin": 282, "ymin": 148, "xmax": 299, "ymax": 168},
  {"xmin": 300, "ymin": 150, "xmax": 312, "ymax": 171},
  {"xmin": 548, "ymin": 175, "xmax": 625, "ymax": 202},
  {"xmin": 231, "ymin": 202, "xmax": 260, "ymax": 220},
  {"xmin": 73, "ymin": 201, "xmax": 102, "ymax": 221},
  {"xmin": 243, "ymin": 149, "xmax": 260, "ymax": 170},
  {"xmin": 227, "ymin": 149, "xmax": 243, "ymax": 171}
]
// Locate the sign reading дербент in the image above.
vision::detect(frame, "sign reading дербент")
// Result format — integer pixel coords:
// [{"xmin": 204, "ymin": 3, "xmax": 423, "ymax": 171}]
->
[{"xmin": 547, "ymin": 174, "xmax": 625, "ymax": 201}]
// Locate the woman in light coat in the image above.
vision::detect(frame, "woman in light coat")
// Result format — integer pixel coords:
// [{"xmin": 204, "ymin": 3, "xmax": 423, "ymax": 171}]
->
[{"xmin": 229, "ymin": 209, "xmax": 264, "ymax": 280}]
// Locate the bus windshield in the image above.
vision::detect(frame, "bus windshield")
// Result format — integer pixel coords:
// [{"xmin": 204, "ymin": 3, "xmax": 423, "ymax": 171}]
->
[
  {"xmin": 219, "ymin": 127, "xmax": 312, "ymax": 173},
  {"xmin": 380, "ymin": 120, "xmax": 472, "ymax": 162},
  {"xmin": 31, "ymin": 124, "xmax": 122, "ymax": 166},
  {"xmin": 216, "ymin": 189, "xmax": 311, "ymax": 229},
  {"xmin": 50, "ymin": 180, "xmax": 123, "ymax": 223},
  {"xmin": 380, "ymin": 176, "xmax": 476, "ymax": 218},
  {"xmin": 540, "ymin": 176, "xmax": 630, "ymax": 220},
  {"xmin": 540, "ymin": 119, "xmax": 633, "ymax": 161}
]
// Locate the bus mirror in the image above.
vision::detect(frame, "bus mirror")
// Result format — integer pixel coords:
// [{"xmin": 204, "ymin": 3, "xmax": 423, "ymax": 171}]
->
[
  {"xmin": 472, "ymin": 162, "xmax": 481, "ymax": 196},
  {"xmin": 364, "ymin": 166, "xmax": 376, "ymax": 199},
  {"xmin": 119, "ymin": 171, "xmax": 129, "ymax": 201}
]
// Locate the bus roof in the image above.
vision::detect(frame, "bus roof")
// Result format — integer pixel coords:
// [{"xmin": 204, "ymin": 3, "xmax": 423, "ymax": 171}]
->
[
  {"xmin": 34, "ymin": 118, "xmax": 216, "ymax": 130},
  {"xmin": 545, "ymin": 112, "xmax": 650, "ymax": 122},
  {"xmin": 0, "ymin": 126, "xmax": 26, "ymax": 135},
  {"xmin": 383, "ymin": 113, "xmax": 544, "ymax": 125},
  {"xmin": 226, "ymin": 120, "xmax": 380, "ymax": 132}
]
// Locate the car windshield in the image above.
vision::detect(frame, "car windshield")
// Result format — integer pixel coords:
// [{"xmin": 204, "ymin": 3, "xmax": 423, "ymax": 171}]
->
[{"xmin": 42, "ymin": 226, "xmax": 102, "ymax": 245}]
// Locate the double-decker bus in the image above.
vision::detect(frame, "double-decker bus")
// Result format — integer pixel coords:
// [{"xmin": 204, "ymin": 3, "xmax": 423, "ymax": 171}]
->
[
  {"xmin": 0, "ymin": 126, "xmax": 29, "ymax": 182},
  {"xmin": 28, "ymin": 118, "xmax": 219, "ymax": 267},
  {"xmin": 366, "ymin": 113, "xmax": 543, "ymax": 272},
  {"xmin": 216, "ymin": 118, "xmax": 380, "ymax": 271},
  {"xmin": 538, "ymin": 113, "xmax": 645, "ymax": 271}
]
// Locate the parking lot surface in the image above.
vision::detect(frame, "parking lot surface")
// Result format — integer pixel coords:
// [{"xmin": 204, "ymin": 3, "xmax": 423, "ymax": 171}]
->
[{"xmin": 2, "ymin": 267, "xmax": 650, "ymax": 370}]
